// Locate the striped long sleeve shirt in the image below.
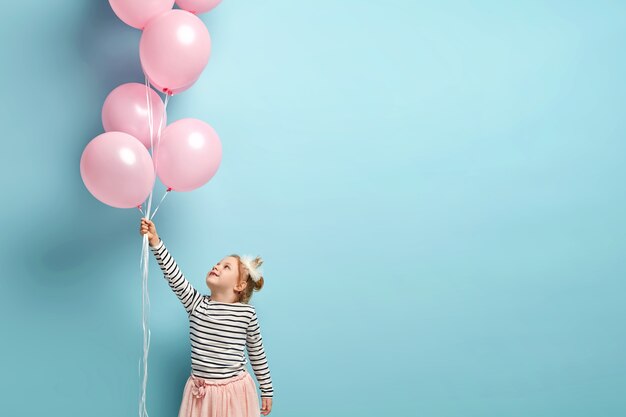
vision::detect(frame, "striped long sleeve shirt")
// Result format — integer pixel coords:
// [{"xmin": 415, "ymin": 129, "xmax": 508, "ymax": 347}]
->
[{"xmin": 149, "ymin": 238, "xmax": 274, "ymax": 398}]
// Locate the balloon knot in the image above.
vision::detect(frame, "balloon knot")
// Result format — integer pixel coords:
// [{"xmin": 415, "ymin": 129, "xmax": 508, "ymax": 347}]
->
[{"xmin": 166, "ymin": 187, "xmax": 172, "ymax": 192}]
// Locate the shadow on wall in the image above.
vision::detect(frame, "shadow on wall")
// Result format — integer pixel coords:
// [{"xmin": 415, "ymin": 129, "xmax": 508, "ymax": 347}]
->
[
  {"xmin": 76, "ymin": 0, "xmax": 144, "ymax": 96},
  {"xmin": 8, "ymin": 1, "xmax": 160, "ymax": 314}
]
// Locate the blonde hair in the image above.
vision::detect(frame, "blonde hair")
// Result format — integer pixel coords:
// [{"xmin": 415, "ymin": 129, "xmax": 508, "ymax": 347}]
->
[{"xmin": 229, "ymin": 254, "xmax": 265, "ymax": 304}]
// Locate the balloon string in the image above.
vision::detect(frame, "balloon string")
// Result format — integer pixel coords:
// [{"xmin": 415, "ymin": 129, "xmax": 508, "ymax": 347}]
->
[
  {"xmin": 153, "ymin": 93, "xmax": 170, "ymax": 176},
  {"xmin": 137, "ymin": 78, "xmax": 171, "ymax": 417},
  {"xmin": 145, "ymin": 75, "xmax": 154, "ymax": 152},
  {"xmin": 150, "ymin": 188, "xmax": 172, "ymax": 221},
  {"xmin": 139, "ymin": 76, "xmax": 154, "ymax": 217},
  {"xmin": 139, "ymin": 196, "xmax": 152, "ymax": 417},
  {"xmin": 138, "ymin": 74, "xmax": 156, "ymax": 417},
  {"xmin": 138, "ymin": 233, "xmax": 151, "ymax": 417}
]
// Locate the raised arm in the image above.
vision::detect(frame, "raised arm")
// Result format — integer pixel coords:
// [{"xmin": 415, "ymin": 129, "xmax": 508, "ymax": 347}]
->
[
  {"xmin": 149, "ymin": 238, "xmax": 203, "ymax": 316},
  {"xmin": 246, "ymin": 308, "xmax": 274, "ymax": 399}
]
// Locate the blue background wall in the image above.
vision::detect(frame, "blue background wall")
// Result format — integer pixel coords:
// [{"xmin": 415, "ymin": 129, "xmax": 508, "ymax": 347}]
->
[{"xmin": 1, "ymin": 1, "xmax": 625, "ymax": 416}]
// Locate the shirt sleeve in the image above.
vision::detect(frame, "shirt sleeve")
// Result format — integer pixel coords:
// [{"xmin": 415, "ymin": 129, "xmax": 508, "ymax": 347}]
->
[
  {"xmin": 246, "ymin": 308, "xmax": 274, "ymax": 398},
  {"xmin": 149, "ymin": 238, "xmax": 203, "ymax": 316}
]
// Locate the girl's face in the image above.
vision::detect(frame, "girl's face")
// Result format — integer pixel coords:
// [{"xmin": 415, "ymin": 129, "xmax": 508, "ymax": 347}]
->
[{"xmin": 206, "ymin": 256, "xmax": 242, "ymax": 294}]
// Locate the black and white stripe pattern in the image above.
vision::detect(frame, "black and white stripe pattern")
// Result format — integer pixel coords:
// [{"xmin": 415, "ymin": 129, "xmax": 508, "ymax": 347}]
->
[{"xmin": 150, "ymin": 238, "xmax": 274, "ymax": 398}]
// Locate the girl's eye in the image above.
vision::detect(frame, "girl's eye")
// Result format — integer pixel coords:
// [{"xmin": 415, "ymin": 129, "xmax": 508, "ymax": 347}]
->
[{"xmin": 225, "ymin": 265, "xmax": 230, "ymax": 269}]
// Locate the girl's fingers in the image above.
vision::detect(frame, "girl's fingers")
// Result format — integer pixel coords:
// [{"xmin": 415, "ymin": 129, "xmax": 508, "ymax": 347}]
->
[{"xmin": 260, "ymin": 398, "xmax": 271, "ymax": 415}]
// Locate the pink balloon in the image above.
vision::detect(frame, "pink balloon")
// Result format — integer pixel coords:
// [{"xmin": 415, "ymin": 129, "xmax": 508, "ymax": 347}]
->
[
  {"xmin": 153, "ymin": 119, "xmax": 222, "ymax": 192},
  {"xmin": 139, "ymin": 10, "xmax": 211, "ymax": 95},
  {"xmin": 175, "ymin": 0, "xmax": 222, "ymax": 14},
  {"xmin": 109, "ymin": 0, "xmax": 175, "ymax": 30},
  {"xmin": 102, "ymin": 83, "xmax": 167, "ymax": 149},
  {"xmin": 80, "ymin": 132, "xmax": 156, "ymax": 208}
]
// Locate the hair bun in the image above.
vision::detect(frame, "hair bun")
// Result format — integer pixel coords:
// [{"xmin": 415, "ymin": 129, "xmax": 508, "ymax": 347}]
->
[{"xmin": 254, "ymin": 276, "xmax": 264, "ymax": 291}]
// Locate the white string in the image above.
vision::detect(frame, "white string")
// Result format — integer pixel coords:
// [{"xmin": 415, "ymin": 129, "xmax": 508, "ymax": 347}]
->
[
  {"xmin": 150, "ymin": 189, "xmax": 171, "ymax": 221},
  {"xmin": 153, "ymin": 94, "xmax": 170, "ymax": 176},
  {"xmin": 137, "ymin": 78, "xmax": 172, "ymax": 417},
  {"xmin": 149, "ymin": 93, "xmax": 171, "ymax": 222},
  {"xmin": 145, "ymin": 75, "xmax": 155, "ymax": 152},
  {"xmin": 138, "ymin": 76, "xmax": 154, "ymax": 217},
  {"xmin": 138, "ymin": 233, "xmax": 151, "ymax": 417},
  {"xmin": 137, "ymin": 75, "xmax": 156, "ymax": 417}
]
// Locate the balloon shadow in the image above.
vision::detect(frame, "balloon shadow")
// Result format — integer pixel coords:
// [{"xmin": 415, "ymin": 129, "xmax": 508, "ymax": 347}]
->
[
  {"xmin": 76, "ymin": 0, "xmax": 144, "ymax": 97},
  {"xmin": 34, "ymin": 0, "xmax": 154, "ymax": 280}
]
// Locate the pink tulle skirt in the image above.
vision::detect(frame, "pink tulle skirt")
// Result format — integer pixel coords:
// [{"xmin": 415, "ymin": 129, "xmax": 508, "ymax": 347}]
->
[{"xmin": 178, "ymin": 370, "xmax": 260, "ymax": 417}]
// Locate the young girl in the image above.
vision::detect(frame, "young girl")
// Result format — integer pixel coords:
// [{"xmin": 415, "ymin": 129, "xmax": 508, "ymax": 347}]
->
[{"xmin": 140, "ymin": 218, "xmax": 274, "ymax": 417}]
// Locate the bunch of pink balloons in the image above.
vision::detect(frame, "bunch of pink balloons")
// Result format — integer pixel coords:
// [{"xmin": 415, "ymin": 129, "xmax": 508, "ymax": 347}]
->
[{"xmin": 80, "ymin": 0, "xmax": 224, "ymax": 209}]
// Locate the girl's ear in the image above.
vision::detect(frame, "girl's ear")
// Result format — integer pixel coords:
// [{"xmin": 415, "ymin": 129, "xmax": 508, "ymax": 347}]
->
[{"xmin": 235, "ymin": 280, "xmax": 248, "ymax": 292}]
